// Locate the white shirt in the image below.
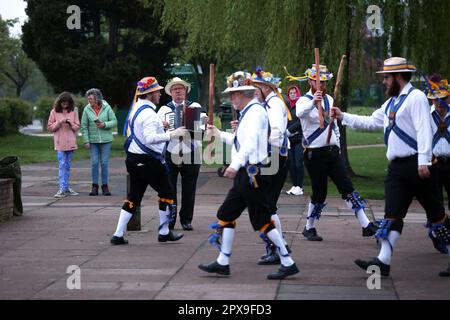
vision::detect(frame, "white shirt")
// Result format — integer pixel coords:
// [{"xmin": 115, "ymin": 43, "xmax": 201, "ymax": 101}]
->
[
  {"xmin": 342, "ymin": 82, "xmax": 433, "ymax": 166},
  {"xmin": 157, "ymin": 101, "xmax": 204, "ymax": 154},
  {"xmin": 127, "ymin": 98, "xmax": 170, "ymax": 155},
  {"xmin": 265, "ymin": 92, "xmax": 289, "ymax": 149},
  {"xmin": 219, "ymin": 98, "xmax": 269, "ymax": 171},
  {"xmin": 430, "ymin": 106, "xmax": 450, "ymax": 157},
  {"xmin": 296, "ymin": 89, "xmax": 340, "ymax": 148}
]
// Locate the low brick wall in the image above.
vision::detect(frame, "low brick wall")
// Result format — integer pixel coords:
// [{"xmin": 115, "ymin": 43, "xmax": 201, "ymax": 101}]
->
[{"xmin": 0, "ymin": 178, "xmax": 13, "ymax": 222}]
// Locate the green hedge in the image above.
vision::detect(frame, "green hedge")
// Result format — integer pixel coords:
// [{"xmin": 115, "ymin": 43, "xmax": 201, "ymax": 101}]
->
[
  {"xmin": 0, "ymin": 98, "xmax": 33, "ymax": 135},
  {"xmin": 34, "ymin": 96, "xmax": 86, "ymax": 132}
]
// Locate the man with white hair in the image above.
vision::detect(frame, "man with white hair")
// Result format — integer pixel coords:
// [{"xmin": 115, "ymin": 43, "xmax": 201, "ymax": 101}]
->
[{"xmin": 198, "ymin": 71, "xmax": 299, "ymax": 280}]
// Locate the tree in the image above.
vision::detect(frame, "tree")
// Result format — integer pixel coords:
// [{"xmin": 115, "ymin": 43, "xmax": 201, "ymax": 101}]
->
[
  {"xmin": 22, "ymin": 0, "xmax": 179, "ymax": 108},
  {"xmin": 0, "ymin": 16, "xmax": 36, "ymax": 97}
]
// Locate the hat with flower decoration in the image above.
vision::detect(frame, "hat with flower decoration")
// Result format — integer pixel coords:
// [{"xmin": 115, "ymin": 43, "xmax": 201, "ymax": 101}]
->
[
  {"xmin": 223, "ymin": 71, "xmax": 256, "ymax": 93},
  {"xmin": 251, "ymin": 67, "xmax": 282, "ymax": 88},
  {"xmin": 136, "ymin": 77, "xmax": 164, "ymax": 96},
  {"xmin": 426, "ymin": 74, "xmax": 450, "ymax": 100},
  {"xmin": 304, "ymin": 64, "xmax": 333, "ymax": 81}
]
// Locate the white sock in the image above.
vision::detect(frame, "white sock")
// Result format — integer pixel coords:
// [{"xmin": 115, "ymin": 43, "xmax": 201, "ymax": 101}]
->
[
  {"xmin": 356, "ymin": 209, "xmax": 370, "ymax": 228},
  {"xmin": 305, "ymin": 202, "xmax": 316, "ymax": 230},
  {"xmin": 345, "ymin": 200, "xmax": 370, "ymax": 228},
  {"xmin": 377, "ymin": 231, "xmax": 400, "ymax": 265},
  {"xmin": 159, "ymin": 208, "xmax": 170, "ymax": 235},
  {"xmin": 271, "ymin": 213, "xmax": 287, "ymax": 245},
  {"xmin": 266, "ymin": 229, "xmax": 294, "ymax": 266},
  {"xmin": 217, "ymin": 227, "xmax": 234, "ymax": 266},
  {"xmin": 113, "ymin": 209, "xmax": 133, "ymax": 237}
]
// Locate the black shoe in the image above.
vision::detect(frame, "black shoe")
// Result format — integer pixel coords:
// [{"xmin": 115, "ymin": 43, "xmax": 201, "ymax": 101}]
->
[
  {"xmin": 302, "ymin": 227, "xmax": 323, "ymax": 241},
  {"xmin": 181, "ymin": 222, "xmax": 194, "ymax": 231},
  {"xmin": 258, "ymin": 252, "xmax": 280, "ymax": 265},
  {"xmin": 354, "ymin": 257, "xmax": 390, "ymax": 276},
  {"xmin": 439, "ymin": 264, "xmax": 450, "ymax": 277},
  {"xmin": 198, "ymin": 261, "xmax": 230, "ymax": 275},
  {"xmin": 362, "ymin": 222, "xmax": 378, "ymax": 237},
  {"xmin": 110, "ymin": 236, "xmax": 128, "ymax": 245},
  {"xmin": 158, "ymin": 230, "xmax": 184, "ymax": 242},
  {"xmin": 429, "ymin": 232, "xmax": 449, "ymax": 254},
  {"xmin": 267, "ymin": 263, "xmax": 300, "ymax": 280}
]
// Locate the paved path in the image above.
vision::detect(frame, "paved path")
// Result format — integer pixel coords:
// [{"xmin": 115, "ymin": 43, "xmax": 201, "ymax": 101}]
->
[{"xmin": 0, "ymin": 158, "xmax": 448, "ymax": 300}]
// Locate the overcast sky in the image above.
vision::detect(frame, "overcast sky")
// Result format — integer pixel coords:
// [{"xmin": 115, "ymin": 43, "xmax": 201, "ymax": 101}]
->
[{"xmin": 0, "ymin": 0, "xmax": 27, "ymax": 37}]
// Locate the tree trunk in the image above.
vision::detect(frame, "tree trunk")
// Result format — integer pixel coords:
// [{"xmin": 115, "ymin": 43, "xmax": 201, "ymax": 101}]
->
[{"xmin": 108, "ymin": 6, "xmax": 119, "ymax": 59}]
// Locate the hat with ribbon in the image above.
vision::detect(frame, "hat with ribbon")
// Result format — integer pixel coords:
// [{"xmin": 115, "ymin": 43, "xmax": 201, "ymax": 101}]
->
[
  {"xmin": 304, "ymin": 64, "xmax": 333, "ymax": 81},
  {"xmin": 376, "ymin": 57, "xmax": 417, "ymax": 74},
  {"xmin": 165, "ymin": 77, "xmax": 191, "ymax": 96},
  {"xmin": 223, "ymin": 71, "xmax": 255, "ymax": 93},
  {"xmin": 136, "ymin": 77, "xmax": 164, "ymax": 96},
  {"xmin": 251, "ymin": 67, "xmax": 282, "ymax": 88}
]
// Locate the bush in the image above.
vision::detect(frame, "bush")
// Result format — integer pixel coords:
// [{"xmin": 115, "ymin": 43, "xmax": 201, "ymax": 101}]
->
[
  {"xmin": 0, "ymin": 98, "xmax": 32, "ymax": 135},
  {"xmin": 34, "ymin": 95, "xmax": 85, "ymax": 131}
]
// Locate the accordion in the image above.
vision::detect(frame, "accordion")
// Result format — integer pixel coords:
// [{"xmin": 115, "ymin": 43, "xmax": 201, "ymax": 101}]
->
[{"xmin": 164, "ymin": 103, "xmax": 206, "ymax": 133}]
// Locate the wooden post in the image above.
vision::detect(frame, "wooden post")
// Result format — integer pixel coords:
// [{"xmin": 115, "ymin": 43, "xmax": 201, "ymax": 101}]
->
[{"xmin": 126, "ymin": 174, "xmax": 141, "ymax": 231}]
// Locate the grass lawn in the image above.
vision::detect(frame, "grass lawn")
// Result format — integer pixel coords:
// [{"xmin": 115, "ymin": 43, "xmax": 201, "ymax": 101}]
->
[
  {"xmin": 0, "ymin": 133, "xmax": 127, "ymax": 164},
  {"xmin": 297, "ymin": 146, "xmax": 388, "ymax": 199}
]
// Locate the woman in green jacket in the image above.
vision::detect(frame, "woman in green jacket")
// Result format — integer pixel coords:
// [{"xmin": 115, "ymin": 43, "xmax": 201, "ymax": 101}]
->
[{"xmin": 81, "ymin": 88, "xmax": 117, "ymax": 196}]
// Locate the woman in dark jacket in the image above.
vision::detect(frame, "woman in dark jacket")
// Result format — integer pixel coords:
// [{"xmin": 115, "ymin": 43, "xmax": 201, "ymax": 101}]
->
[{"xmin": 285, "ymin": 86, "xmax": 304, "ymax": 195}]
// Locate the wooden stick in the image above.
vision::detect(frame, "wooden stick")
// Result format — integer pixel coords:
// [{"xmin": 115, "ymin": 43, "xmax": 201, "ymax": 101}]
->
[
  {"xmin": 208, "ymin": 64, "xmax": 215, "ymax": 125},
  {"xmin": 314, "ymin": 48, "xmax": 324, "ymax": 129},
  {"xmin": 208, "ymin": 64, "xmax": 215, "ymax": 158},
  {"xmin": 326, "ymin": 55, "xmax": 346, "ymax": 144}
]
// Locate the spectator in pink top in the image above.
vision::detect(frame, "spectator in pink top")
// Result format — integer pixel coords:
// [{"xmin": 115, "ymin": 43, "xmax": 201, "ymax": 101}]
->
[{"xmin": 47, "ymin": 92, "xmax": 80, "ymax": 198}]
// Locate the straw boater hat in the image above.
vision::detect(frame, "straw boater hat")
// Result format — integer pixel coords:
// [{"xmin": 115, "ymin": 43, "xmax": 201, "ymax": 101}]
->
[
  {"xmin": 223, "ymin": 71, "xmax": 255, "ymax": 93},
  {"xmin": 136, "ymin": 77, "xmax": 164, "ymax": 96},
  {"xmin": 427, "ymin": 77, "xmax": 450, "ymax": 100},
  {"xmin": 304, "ymin": 64, "xmax": 333, "ymax": 81},
  {"xmin": 165, "ymin": 77, "xmax": 191, "ymax": 96},
  {"xmin": 251, "ymin": 68, "xmax": 282, "ymax": 88},
  {"xmin": 376, "ymin": 57, "xmax": 417, "ymax": 74}
]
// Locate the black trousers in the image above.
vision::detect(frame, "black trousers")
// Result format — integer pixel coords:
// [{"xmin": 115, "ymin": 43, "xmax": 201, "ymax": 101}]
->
[
  {"xmin": 435, "ymin": 157, "xmax": 450, "ymax": 211},
  {"xmin": 217, "ymin": 168, "xmax": 272, "ymax": 231},
  {"xmin": 166, "ymin": 151, "xmax": 201, "ymax": 227},
  {"xmin": 267, "ymin": 155, "xmax": 289, "ymax": 214},
  {"xmin": 125, "ymin": 152, "xmax": 174, "ymax": 210},
  {"xmin": 385, "ymin": 155, "xmax": 445, "ymax": 222},
  {"xmin": 303, "ymin": 145, "xmax": 354, "ymax": 204}
]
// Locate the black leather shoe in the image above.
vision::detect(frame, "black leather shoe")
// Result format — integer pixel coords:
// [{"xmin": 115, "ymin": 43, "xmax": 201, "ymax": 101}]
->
[
  {"xmin": 439, "ymin": 263, "xmax": 450, "ymax": 277},
  {"xmin": 258, "ymin": 252, "xmax": 280, "ymax": 265},
  {"xmin": 267, "ymin": 263, "xmax": 299, "ymax": 280},
  {"xmin": 362, "ymin": 222, "xmax": 378, "ymax": 237},
  {"xmin": 198, "ymin": 261, "xmax": 230, "ymax": 275},
  {"xmin": 110, "ymin": 236, "xmax": 128, "ymax": 245},
  {"xmin": 158, "ymin": 230, "xmax": 184, "ymax": 242},
  {"xmin": 354, "ymin": 257, "xmax": 390, "ymax": 276},
  {"xmin": 181, "ymin": 222, "xmax": 194, "ymax": 231},
  {"xmin": 302, "ymin": 227, "xmax": 323, "ymax": 241}
]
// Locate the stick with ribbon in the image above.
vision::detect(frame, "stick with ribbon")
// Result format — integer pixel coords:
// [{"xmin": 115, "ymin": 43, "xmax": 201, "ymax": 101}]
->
[{"xmin": 326, "ymin": 55, "xmax": 346, "ymax": 144}]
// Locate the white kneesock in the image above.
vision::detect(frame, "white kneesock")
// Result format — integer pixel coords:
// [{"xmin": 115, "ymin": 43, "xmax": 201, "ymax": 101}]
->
[
  {"xmin": 377, "ymin": 231, "xmax": 400, "ymax": 265},
  {"xmin": 217, "ymin": 227, "xmax": 234, "ymax": 266},
  {"xmin": 271, "ymin": 213, "xmax": 287, "ymax": 245},
  {"xmin": 305, "ymin": 202, "xmax": 316, "ymax": 230},
  {"xmin": 159, "ymin": 208, "xmax": 170, "ymax": 235},
  {"xmin": 345, "ymin": 200, "xmax": 370, "ymax": 228},
  {"xmin": 266, "ymin": 229, "xmax": 294, "ymax": 266},
  {"xmin": 113, "ymin": 209, "xmax": 133, "ymax": 237}
]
